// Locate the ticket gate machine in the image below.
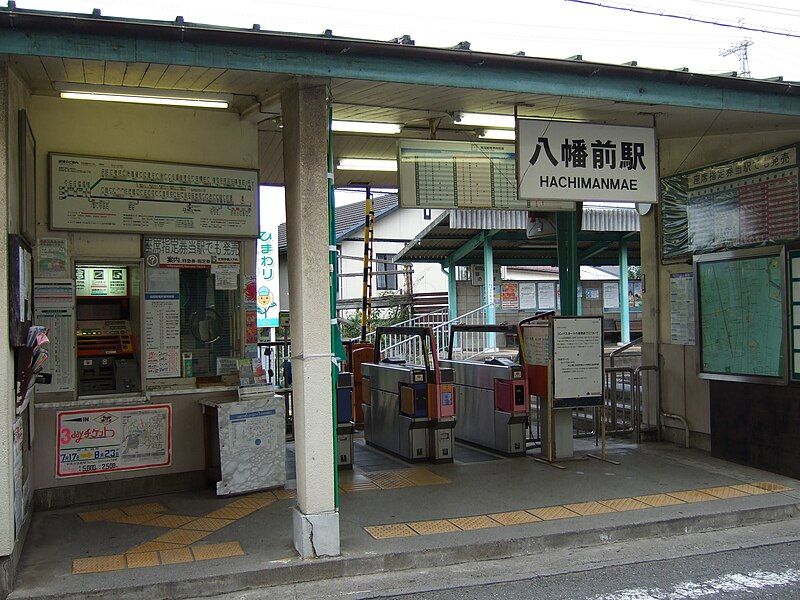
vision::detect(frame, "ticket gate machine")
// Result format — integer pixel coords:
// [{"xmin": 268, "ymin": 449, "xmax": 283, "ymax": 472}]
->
[
  {"xmin": 361, "ymin": 327, "xmax": 456, "ymax": 463},
  {"xmin": 441, "ymin": 324, "xmax": 529, "ymax": 455},
  {"xmin": 336, "ymin": 372, "xmax": 355, "ymax": 469}
]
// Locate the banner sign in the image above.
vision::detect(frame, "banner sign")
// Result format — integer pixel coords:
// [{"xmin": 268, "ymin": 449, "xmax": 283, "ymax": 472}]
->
[
  {"xmin": 144, "ymin": 237, "xmax": 240, "ymax": 269},
  {"xmin": 398, "ymin": 139, "xmax": 522, "ymax": 209},
  {"xmin": 50, "ymin": 154, "xmax": 259, "ymax": 237},
  {"xmin": 517, "ymin": 119, "xmax": 657, "ymax": 204},
  {"xmin": 56, "ymin": 404, "xmax": 171, "ymax": 477},
  {"xmin": 256, "ymin": 203, "xmax": 280, "ymax": 328},
  {"xmin": 660, "ymin": 145, "xmax": 799, "ymax": 260}
]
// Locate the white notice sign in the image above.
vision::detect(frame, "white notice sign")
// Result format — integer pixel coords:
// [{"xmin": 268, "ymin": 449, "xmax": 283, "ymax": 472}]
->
[
  {"xmin": 603, "ymin": 281, "xmax": 620, "ymax": 311},
  {"xmin": 517, "ymin": 119, "xmax": 657, "ymax": 204},
  {"xmin": 34, "ymin": 280, "xmax": 75, "ymax": 393},
  {"xmin": 145, "ymin": 270, "xmax": 181, "ymax": 379},
  {"xmin": 537, "ymin": 282, "xmax": 556, "ymax": 310},
  {"xmin": 670, "ymin": 272, "xmax": 696, "ymax": 345},
  {"xmin": 553, "ymin": 317, "xmax": 603, "ymax": 400},
  {"xmin": 519, "ymin": 282, "xmax": 537, "ymax": 310}
]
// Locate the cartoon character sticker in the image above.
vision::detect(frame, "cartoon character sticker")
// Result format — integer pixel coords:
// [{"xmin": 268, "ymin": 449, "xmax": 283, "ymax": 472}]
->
[{"xmin": 257, "ymin": 286, "xmax": 277, "ymax": 322}]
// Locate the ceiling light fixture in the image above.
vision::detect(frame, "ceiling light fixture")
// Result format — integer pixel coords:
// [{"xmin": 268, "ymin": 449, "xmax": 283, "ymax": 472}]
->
[
  {"xmin": 336, "ymin": 158, "xmax": 398, "ymax": 172},
  {"xmin": 332, "ymin": 120, "xmax": 402, "ymax": 134},
  {"xmin": 454, "ymin": 112, "xmax": 515, "ymax": 129},
  {"xmin": 479, "ymin": 129, "xmax": 516, "ymax": 141},
  {"xmin": 56, "ymin": 84, "xmax": 231, "ymax": 109}
]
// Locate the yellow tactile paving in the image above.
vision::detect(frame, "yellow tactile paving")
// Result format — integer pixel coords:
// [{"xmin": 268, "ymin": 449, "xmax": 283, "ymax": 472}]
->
[
  {"xmin": 634, "ymin": 494, "xmax": 686, "ymax": 507},
  {"xmin": 106, "ymin": 514, "xmax": 159, "ymax": 526},
  {"xmin": 731, "ymin": 483, "xmax": 772, "ymax": 495},
  {"xmin": 364, "ymin": 523, "xmax": 418, "ymax": 539},
  {"xmin": 563, "ymin": 501, "xmax": 617, "ymax": 516},
  {"xmin": 181, "ymin": 517, "xmax": 234, "ymax": 532},
  {"xmin": 128, "ymin": 541, "xmax": 183, "ymax": 554},
  {"xmin": 340, "ymin": 481, "xmax": 380, "ymax": 492},
  {"xmin": 159, "ymin": 547, "xmax": 194, "ymax": 565},
  {"xmin": 228, "ymin": 497, "xmax": 274, "ymax": 509},
  {"xmin": 72, "ymin": 554, "xmax": 127, "ymax": 574},
  {"xmin": 153, "ymin": 528, "xmax": 210, "ymax": 545},
  {"xmin": 125, "ymin": 551, "xmax": 160, "ymax": 568},
  {"xmin": 488, "ymin": 510, "xmax": 542, "ymax": 526},
  {"xmin": 527, "ymin": 506, "xmax": 580, "ymax": 521},
  {"xmin": 448, "ymin": 516, "xmax": 502, "ymax": 531},
  {"xmin": 121, "ymin": 503, "xmax": 167, "ymax": 516},
  {"xmin": 599, "ymin": 498, "xmax": 650, "ymax": 512},
  {"xmin": 407, "ymin": 519, "xmax": 461, "ymax": 535},
  {"xmin": 367, "ymin": 472, "xmax": 415, "ymax": 489},
  {"xmin": 752, "ymin": 481, "xmax": 792, "ymax": 492},
  {"xmin": 191, "ymin": 542, "xmax": 245, "ymax": 561},
  {"xmin": 273, "ymin": 488, "xmax": 297, "ymax": 500},
  {"xmin": 146, "ymin": 514, "xmax": 197, "ymax": 529},
  {"xmin": 206, "ymin": 506, "xmax": 259, "ymax": 520},
  {"xmin": 699, "ymin": 486, "xmax": 750, "ymax": 499},
  {"xmin": 79, "ymin": 508, "xmax": 127, "ymax": 522},
  {"xmin": 400, "ymin": 468, "xmax": 451, "ymax": 486},
  {"xmin": 667, "ymin": 490, "xmax": 718, "ymax": 503}
]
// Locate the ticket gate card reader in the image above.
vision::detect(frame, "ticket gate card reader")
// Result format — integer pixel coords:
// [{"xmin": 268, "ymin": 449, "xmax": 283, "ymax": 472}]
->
[
  {"xmin": 443, "ymin": 323, "xmax": 529, "ymax": 455},
  {"xmin": 361, "ymin": 327, "xmax": 456, "ymax": 463},
  {"xmin": 337, "ymin": 372, "xmax": 355, "ymax": 469}
]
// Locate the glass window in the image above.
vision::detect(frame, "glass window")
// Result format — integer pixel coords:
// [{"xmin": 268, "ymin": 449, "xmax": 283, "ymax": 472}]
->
[{"xmin": 375, "ymin": 253, "xmax": 398, "ymax": 290}]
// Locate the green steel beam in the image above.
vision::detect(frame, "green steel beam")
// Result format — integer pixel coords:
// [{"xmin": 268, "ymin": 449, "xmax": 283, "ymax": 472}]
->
[
  {"xmin": 446, "ymin": 259, "xmax": 457, "ymax": 322},
  {"xmin": 556, "ymin": 211, "xmax": 580, "ymax": 317},
  {"xmin": 0, "ymin": 12, "xmax": 799, "ymax": 116},
  {"xmin": 579, "ymin": 240, "xmax": 614, "ymax": 262},
  {"xmin": 446, "ymin": 229, "xmax": 501, "ymax": 265}
]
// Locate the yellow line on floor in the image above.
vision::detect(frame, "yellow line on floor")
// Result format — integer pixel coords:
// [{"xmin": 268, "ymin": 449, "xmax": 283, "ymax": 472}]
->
[{"xmin": 363, "ymin": 481, "xmax": 793, "ymax": 540}]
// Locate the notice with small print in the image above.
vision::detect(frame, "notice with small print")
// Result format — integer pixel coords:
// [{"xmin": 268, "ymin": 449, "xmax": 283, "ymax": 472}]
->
[
  {"xmin": 553, "ymin": 317, "xmax": 603, "ymax": 400},
  {"xmin": 56, "ymin": 405, "xmax": 171, "ymax": 477}
]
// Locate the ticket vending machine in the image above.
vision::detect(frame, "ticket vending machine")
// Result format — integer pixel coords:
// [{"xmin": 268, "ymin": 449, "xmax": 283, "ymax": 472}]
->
[
  {"xmin": 441, "ymin": 324, "xmax": 529, "ymax": 455},
  {"xmin": 361, "ymin": 327, "xmax": 456, "ymax": 463}
]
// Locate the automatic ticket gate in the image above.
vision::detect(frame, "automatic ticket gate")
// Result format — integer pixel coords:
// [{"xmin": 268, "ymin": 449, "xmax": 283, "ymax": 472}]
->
[
  {"xmin": 336, "ymin": 371, "xmax": 355, "ymax": 469},
  {"xmin": 361, "ymin": 327, "xmax": 456, "ymax": 463},
  {"xmin": 442, "ymin": 324, "xmax": 529, "ymax": 456}
]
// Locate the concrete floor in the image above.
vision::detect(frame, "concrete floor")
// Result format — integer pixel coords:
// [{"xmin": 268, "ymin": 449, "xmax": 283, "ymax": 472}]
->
[{"xmin": 10, "ymin": 438, "xmax": 800, "ymax": 600}]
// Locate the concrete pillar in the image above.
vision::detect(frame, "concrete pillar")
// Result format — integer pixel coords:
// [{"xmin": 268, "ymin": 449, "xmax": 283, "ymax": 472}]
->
[
  {"xmin": 280, "ymin": 78, "xmax": 339, "ymax": 558},
  {"xmin": 619, "ymin": 238, "xmax": 631, "ymax": 345}
]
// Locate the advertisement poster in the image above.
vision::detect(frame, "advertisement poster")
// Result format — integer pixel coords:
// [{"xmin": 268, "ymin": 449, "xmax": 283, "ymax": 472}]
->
[
  {"xmin": 257, "ymin": 208, "xmax": 281, "ymax": 328},
  {"xmin": 56, "ymin": 405, "xmax": 172, "ymax": 477},
  {"xmin": 34, "ymin": 280, "xmax": 75, "ymax": 393},
  {"xmin": 553, "ymin": 317, "xmax": 603, "ymax": 401},
  {"xmin": 37, "ymin": 237, "xmax": 68, "ymax": 278},
  {"xmin": 501, "ymin": 283, "xmax": 519, "ymax": 309},
  {"xmin": 519, "ymin": 282, "xmax": 537, "ymax": 310}
]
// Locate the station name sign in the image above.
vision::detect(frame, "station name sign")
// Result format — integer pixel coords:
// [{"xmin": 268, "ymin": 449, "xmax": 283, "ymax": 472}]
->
[{"xmin": 517, "ymin": 119, "xmax": 658, "ymax": 204}]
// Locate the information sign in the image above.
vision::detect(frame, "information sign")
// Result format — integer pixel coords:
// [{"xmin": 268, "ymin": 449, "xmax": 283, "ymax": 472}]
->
[
  {"xmin": 553, "ymin": 317, "xmax": 604, "ymax": 403},
  {"xmin": 669, "ymin": 272, "xmax": 695, "ymax": 345},
  {"xmin": 518, "ymin": 119, "xmax": 657, "ymax": 204},
  {"xmin": 56, "ymin": 404, "xmax": 171, "ymax": 477},
  {"xmin": 519, "ymin": 282, "xmax": 537, "ymax": 310},
  {"xmin": 789, "ymin": 251, "xmax": 800, "ymax": 380},
  {"xmin": 75, "ymin": 266, "xmax": 127, "ymax": 297},
  {"xmin": 50, "ymin": 154, "xmax": 258, "ymax": 237},
  {"xmin": 34, "ymin": 280, "xmax": 75, "ymax": 393}
]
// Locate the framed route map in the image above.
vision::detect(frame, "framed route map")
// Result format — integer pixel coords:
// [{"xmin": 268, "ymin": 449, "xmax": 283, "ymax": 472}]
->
[{"xmin": 694, "ymin": 246, "xmax": 788, "ymax": 385}]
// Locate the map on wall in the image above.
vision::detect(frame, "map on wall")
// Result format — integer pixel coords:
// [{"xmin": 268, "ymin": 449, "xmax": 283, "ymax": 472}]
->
[
  {"xmin": 661, "ymin": 145, "xmax": 800, "ymax": 260},
  {"xmin": 50, "ymin": 154, "xmax": 259, "ymax": 238},
  {"xmin": 398, "ymin": 140, "xmax": 523, "ymax": 209},
  {"xmin": 697, "ymin": 252, "xmax": 785, "ymax": 381}
]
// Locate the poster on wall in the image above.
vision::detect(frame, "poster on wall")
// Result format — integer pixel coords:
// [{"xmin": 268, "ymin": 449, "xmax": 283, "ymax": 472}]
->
[
  {"xmin": 552, "ymin": 317, "xmax": 603, "ymax": 404},
  {"xmin": 144, "ymin": 268, "xmax": 180, "ymax": 379},
  {"xmin": 660, "ymin": 145, "xmax": 799, "ymax": 260},
  {"xmin": 517, "ymin": 119, "xmax": 658, "ymax": 204},
  {"xmin": 789, "ymin": 251, "xmax": 800, "ymax": 380},
  {"xmin": 519, "ymin": 282, "xmax": 537, "ymax": 310},
  {"xmin": 537, "ymin": 282, "xmax": 556, "ymax": 310},
  {"xmin": 669, "ymin": 272, "xmax": 695, "ymax": 345},
  {"xmin": 501, "ymin": 283, "xmax": 519, "ymax": 309},
  {"xmin": 256, "ymin": 207, "xmax": 280, "ymax": 328},
  {"xmin": 36, "ymin": 238, "xmax": 68, "ymax": 278},
  {"xmin": 602, "ymin": 282, "xmax": 619, "ymax": 311},
  {"xmin": 50, "ymin": 154, "xmax": 259, "ymax": 238},
  {"xmin": 34, "ymin": 280, "xmax": 75, "ymax": 393},
  {"xmin": 56, "ymin": 404, "xmax": 171, "ymax": 477}
]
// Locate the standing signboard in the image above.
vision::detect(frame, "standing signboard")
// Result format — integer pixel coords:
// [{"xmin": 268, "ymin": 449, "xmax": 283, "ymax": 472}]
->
[
  {"xmin": 517, "ymin": 119, "xmax": 657, "ymax": 204},
  {"xmin": 256, "ymin": 205, "xmax": 280, "ymax": 328},
  {"xmin": 552, "ymin": 316, "xmax": 604, "ymax": 408}
]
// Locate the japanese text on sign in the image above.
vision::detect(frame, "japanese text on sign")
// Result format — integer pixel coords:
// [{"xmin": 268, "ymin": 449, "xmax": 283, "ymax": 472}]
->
[
  {"xmin": 517, "ymin": 119, "xmax": 657, "ymax": 204},
  {"xmin": 256, "ymin": 203, "xmax": 280, "ymax": 328}
]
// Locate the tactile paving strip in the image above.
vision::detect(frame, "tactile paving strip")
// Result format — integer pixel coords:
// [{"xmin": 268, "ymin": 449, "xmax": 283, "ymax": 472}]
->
[
  {"xmin": 449, "ymin": 515, "xmax": 501, "ymax": 531},
  {"xmin": 752, "ymin": 481, "xmax": 792, "ymax": 492},
  {"xmin": 563, "ymin": 501, "xmax": 616, "ymax": 516},
  {"xmin": 634, "ymin": 494, "xmax": 686, "ymax": 507},
  {"xmin": 407, "ymin": 519, "xmax": 461, "ymax": 535},
  {"xmin": 364, "ymin": 524, "xmax": 418, "ymax": 539},
  {"xmin": 667, "ymin": 490, "xmax": 717, "ymax": 503},
  {"xmin": 599, "ymin": 498, "xmax": 650, "ymax": 512},
  {"xmin": 731, "ymin": 483, "xmax": 772, "ymax": 495},
  {"xmin": 527, "ymin": 506, "xmax": 580, "ymax": 521},
  {"xmin": 489, "ymin": 511, "xmax": 542, "ymax": 526},
  {"xmin": 191, "ymin": 542, "xmax": 245, "ymax": 561},
  {"xmin": 699, "ymin": 486, "xmax": 749, "ymax": 499}
]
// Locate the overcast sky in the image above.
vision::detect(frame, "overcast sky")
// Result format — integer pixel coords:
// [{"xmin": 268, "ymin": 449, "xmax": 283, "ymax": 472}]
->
[{"xmin": 18, "ymin": 0, "xmax": 800, "ymax": 80}]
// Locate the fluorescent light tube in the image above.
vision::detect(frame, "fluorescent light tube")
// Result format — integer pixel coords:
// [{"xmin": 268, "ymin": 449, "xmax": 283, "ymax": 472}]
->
[
  {"xmin": 56, "ymin": 84, "xmax": 231, "ymax": 109},
  {"xmin": 454, "ymin": 112, "xmax": 515, "ymax": 129},
  {"xmin": 336, "ymin": 158, "xmax": 398, "ymax": 172},
  {"xmin": 332, "ymin": 120, "xmax": 402, "ymax": 134},
  {"xmin": 60, "ymin": 92, "xmax": 229, "ymax": 109},
  {"xmin": 480, "ymin": 129, "xmax": 516, "ymax": 140}
]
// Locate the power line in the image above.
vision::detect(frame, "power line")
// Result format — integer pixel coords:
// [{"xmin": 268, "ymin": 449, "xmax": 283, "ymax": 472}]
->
[
  {"xmin": 688, "ymin": 0, "xmax": 800, "ymax": 18},
  {"xmin": 564, "ymin": 0, "xmax": 800, "ymax": 39},
  {"xmin": 720, "ymin": 39, "xmax": 753, "ymax": 77}
]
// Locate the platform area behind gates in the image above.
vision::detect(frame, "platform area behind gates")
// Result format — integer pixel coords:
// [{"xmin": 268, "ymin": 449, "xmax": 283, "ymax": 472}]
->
[{"xmin": 10, "ymin": 438, "xmax": 799, "ymax": 600}]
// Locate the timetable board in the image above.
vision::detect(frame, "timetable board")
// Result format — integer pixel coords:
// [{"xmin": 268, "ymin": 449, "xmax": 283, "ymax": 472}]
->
[
  {"xmin": 50, "ymin": 154, "xmax": 259, "ymax": 238},
  {"xmin": 661, "ymin": 145, "xmax": 799, "ymax": 260},
  {"xmin": 398, "ymin": 139, "xmax": 524, "ymax": 209},
  {"xmin": 694, "ymin": 247, "xmax": 787, "ymax": 384}
]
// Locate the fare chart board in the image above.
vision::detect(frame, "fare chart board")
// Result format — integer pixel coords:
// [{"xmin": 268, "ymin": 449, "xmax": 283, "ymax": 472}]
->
[
  {"xmin": 50, "ymin": 154, "xmax": 259, "ymax": 237},
  {"xmin": 398, "ymin": 140, "xmax": 523, "ymax": 209},
  {"xmin": 661, "ymin": 145, "xmax": 800, "ymax": 260},
  {"xmin": 695, "ymin": 248, "xmax": 787, "ymax": 384}
]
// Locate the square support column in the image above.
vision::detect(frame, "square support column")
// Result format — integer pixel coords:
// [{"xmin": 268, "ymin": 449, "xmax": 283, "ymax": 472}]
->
[
  {"xmin": 446, "ymin": 259, "xmax": 457, "ymax": 322},
  {"xmin": 618, "ymin": 238, "xmax": 631, "ymax": 345},
  {"xmin": 281, "ymin": 79, "xmax": 339, "ymax": 558},
  {"xmin": 556, "ymin": 211, "xmax": 579, "ymax": 317},
  {"xmin": 483, "ymin": 233, "xmax": 497, "ymax": 349}
]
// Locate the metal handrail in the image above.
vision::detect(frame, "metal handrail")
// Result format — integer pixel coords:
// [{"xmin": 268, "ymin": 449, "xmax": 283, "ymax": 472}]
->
[{"xmin": 609, "ymin": 335, "xmax": 643, "ymax": 367}]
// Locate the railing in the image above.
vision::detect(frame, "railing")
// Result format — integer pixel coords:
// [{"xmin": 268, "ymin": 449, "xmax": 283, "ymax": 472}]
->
[{"xmin": 608, "ymin": 336, "xmax": 643, "ymax": 368}]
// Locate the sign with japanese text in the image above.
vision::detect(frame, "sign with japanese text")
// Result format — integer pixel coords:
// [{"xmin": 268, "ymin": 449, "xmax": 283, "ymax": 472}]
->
[
  {"xmin": 56, "ymin": 405, "xmax": 171, "ymax": 477},
  {"xmin": 553, "ymin": 316, "xmax": 604, "ymax": 405},
  {"xmin": 75, "ymin": 266, "xmax": 127, "ymax": 297},
  {"xmin": 517, "ymin": 119, "xmax": 657, "ymax": 204},
  {"xmin": 256, "ymin": 203, "xmax": 280, "ymax": 328},
  {"xmin": 50, "ymin": 154, "xmax": 258, "ymax": 237},
  {"xmin": 144, "ymin": 237, "xmax": 240, "ymax": 269}
]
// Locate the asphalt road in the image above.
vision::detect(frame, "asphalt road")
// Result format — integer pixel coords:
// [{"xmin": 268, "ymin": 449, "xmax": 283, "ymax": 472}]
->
[{"xmin": 380, "ymin": 541, "xmax": 800, "ymax": 599}]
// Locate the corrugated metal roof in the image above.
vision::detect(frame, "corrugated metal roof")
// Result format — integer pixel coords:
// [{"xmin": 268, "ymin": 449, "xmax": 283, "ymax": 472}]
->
[
  {"xmin": 449, "ymin": 209, "xmax": 527, "ymax": 230},
  {"xmin": 582, "ymin": 206, "xmax": 640, "ymax": 232}
]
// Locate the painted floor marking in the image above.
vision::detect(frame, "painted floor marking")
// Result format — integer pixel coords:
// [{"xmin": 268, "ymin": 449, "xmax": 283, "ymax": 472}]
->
[{"xmin": 363, "ymin": 482, "xmax": 793, "ymax": 540}]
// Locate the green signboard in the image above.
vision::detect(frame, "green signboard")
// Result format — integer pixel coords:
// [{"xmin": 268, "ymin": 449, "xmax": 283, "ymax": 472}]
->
[{"xmin": 695, "ymin": 247, "xmax": 787, "ymax": 384}]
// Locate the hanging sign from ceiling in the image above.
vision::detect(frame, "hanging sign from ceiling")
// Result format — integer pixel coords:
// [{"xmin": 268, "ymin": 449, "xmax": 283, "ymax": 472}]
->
[
  {"xmin": 50, "ymin": 154, "xmax": 259, "ymax": 237},
  {"xmin": 517, "ymin": 119, "xmax": 657, "ymax": 204}
]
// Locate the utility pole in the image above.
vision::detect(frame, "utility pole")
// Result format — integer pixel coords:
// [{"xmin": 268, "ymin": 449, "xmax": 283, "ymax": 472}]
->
[{"xmin": 720, "ymin": 39, "xmax": 753, "ymax": 77}]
